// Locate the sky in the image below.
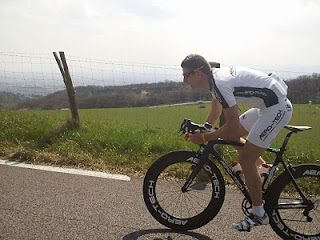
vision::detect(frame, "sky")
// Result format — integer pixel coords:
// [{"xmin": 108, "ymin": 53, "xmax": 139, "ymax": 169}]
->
[{"xmin": 1, "ymin": 0, "xmax": 320, "ymax": 73}]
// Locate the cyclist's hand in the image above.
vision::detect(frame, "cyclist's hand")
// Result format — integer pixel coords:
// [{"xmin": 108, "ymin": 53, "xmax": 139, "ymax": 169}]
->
[
  {"xmin": 184, "ymin": 133, "xmax": 191, "ymax": 141},
  {"xmin": 186, "ymin": 132, "xmax": 205, "ymax": 145}
]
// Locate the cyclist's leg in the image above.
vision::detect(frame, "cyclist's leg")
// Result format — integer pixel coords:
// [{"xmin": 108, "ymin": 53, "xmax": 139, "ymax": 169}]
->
[
  {"xmin": 233, "ymin": 141, "xmax": 269, "ymax": 231},
  {"xmin": 245, "ymin": 99, "xmax": 293, "ymax": 148},
  {"xmin": 239, "ymin": 141, "xmax": 266, "ymax": 207},
  {"xmin": 234, "ymin": 99, "xmax": 293, "ymax": 231},
  {"xmin": 238, "ymin": 108, "xmax": 265, "ymax": 166},
  {"xmin": 241, "ymin": 99, "xmax": 292, "ymax": 206}
]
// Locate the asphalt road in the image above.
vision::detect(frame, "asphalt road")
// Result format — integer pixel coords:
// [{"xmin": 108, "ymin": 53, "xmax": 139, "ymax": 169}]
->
[{"xmin": 0, "ymin": 164, "xmax": 280, "ymax": 240}]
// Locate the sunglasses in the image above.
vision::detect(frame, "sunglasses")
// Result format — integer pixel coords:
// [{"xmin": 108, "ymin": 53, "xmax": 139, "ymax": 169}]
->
[{"xmin": 183, "ymin": 66, "xmax": 204, "ymax": 79}]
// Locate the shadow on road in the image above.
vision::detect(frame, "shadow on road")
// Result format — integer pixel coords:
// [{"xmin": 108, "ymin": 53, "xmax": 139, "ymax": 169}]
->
[{"xmin": 122, "ymin": 228, "xmax": 212, "ymax": 240}]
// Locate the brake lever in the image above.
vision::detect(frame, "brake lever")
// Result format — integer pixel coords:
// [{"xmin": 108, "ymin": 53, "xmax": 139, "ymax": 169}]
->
[
  {"xmin": 179, "ymin": 118, "xmax": 190, "ymax": 135},
  {"xmin": 179, "ymin": 119, "xmax": 212, "ymax": 136},
  {"xmin": 179, "ymin": 128, "xmax": 186, "ymax": 136}
]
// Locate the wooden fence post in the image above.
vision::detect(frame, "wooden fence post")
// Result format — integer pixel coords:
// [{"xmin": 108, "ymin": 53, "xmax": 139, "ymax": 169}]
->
[{"xmin": 53, "ymin": 51, "xmax": 80, "ymax": 128}]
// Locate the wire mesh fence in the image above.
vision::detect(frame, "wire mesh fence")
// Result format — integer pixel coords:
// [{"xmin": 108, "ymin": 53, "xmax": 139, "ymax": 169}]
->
[{"xmin": 0, "ymin": 51, "xmax": 319, "ymax": 111}]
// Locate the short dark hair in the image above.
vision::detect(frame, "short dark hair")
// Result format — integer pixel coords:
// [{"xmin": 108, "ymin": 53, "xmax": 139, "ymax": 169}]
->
[{"xmin": 181, "ymin": 54, "xmax": 211, "ymax": 75}]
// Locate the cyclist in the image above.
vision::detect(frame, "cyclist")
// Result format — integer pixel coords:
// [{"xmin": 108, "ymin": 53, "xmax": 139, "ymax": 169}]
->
[{"xmin": 181, "ymin": 54, "xmax": 293, "ymax": 231}]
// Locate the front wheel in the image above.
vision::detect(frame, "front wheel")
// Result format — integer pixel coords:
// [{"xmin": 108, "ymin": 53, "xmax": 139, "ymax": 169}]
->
[
  {"xmin": 265, "ymin": 164, "xmax": 320, "ymax": 239},
  {"xmin": 143, "ymin": 151, "xmax": 225, "ymax": 231}
]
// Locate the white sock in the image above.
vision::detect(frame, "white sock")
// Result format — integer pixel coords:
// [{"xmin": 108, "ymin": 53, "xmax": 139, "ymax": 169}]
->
[{"xmin": 252, "ymin": 205, "xmax": 265, "ymax": 218}]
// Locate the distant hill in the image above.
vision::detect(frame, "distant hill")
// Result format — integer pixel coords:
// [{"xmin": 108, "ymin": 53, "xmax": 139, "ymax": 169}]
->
[
  {"xmin": 0, "ymin": 92, "xmax": 26, "ymax": 109},
  {"xmin": 14, "ymin": 81, "xmax": 211, "ymax": 110},
  {"xmin": 1, "ymin": 73, "xmax": 319, "ymax": 110}
]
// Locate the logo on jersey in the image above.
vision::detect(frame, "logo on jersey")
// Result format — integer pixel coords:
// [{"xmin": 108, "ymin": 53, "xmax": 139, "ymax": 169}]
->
[
  {"xmin": 235, "ymin": 89, "xmax": 268, "ymax": 98},
  {"xmin": 286, "ymin": 103, "xmax": 292, "ymax": 112},
  {"xmin": 229, "ymin": 67, "xmax": 236, "ymax": 77},
  {"xmin": 213, "ymin": 88, "xmax": 223, "ymax": 103},
  {"xmin": 260, "ymin": 110, "xmax": 285, "ymax": 141}
]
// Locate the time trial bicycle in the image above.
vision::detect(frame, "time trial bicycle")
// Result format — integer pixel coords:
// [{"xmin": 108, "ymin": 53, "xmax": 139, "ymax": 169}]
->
[{"xmin": 143, "ymin": 119, "xmax": 319, "ymax": 239}]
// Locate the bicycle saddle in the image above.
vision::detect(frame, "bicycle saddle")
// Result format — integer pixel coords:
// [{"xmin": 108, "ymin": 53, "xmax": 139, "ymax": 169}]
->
[{"xmin": 284, "ymin": 125, "xmax": 312, "ymax": 133}]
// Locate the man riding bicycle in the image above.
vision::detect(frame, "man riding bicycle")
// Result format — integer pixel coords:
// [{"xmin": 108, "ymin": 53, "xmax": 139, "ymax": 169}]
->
[{"xmin": 181, "ymin": 54, "xmax": 293, "ymax": 231}]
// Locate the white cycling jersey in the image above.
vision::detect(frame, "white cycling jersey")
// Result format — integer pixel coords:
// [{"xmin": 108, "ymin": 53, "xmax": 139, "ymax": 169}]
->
[{"xmin": 211, "ymin": 66, "xmax": 287, "ymax": 109}]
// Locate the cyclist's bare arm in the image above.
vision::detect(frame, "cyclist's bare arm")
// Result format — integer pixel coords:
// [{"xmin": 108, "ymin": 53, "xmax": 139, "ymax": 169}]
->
[
  {"xmin": 206, "ymin": 99, "xmax": 222, "ymax": 126},
  {"xmin": 205, "ymin": 104, "xmax": 244, "ymax": 142},
  {"xmin": 205, "ymin": 104, "xmax": 265, "ymax": 166}
]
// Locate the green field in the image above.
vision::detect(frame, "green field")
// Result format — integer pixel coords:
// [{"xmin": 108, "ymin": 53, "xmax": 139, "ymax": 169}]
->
[{"xmin": 0, "ymin": 104, "xmax": 319, "ymax": 175}]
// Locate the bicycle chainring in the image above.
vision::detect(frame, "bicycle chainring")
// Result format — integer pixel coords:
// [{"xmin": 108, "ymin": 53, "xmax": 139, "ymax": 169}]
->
[{"xmin": 242, "ymin": 198, "xmax": 252, "ymax": 216}]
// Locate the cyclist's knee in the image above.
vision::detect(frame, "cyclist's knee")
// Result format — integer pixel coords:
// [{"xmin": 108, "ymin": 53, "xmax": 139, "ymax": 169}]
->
[{"xmin": 239, "ymin": 141, "xmax": 266, "ymax": 166}]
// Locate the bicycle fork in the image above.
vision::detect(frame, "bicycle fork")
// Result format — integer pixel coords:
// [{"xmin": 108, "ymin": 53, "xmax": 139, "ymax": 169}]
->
[{"xmin": 181, "ymin": 151, "xmax": 209, "ymax": 193}]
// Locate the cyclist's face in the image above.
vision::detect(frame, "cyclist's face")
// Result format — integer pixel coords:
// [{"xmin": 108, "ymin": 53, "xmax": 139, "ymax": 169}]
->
[{"xmin": 183, "ymin": 68, "xmax": 201, "ymax": 90}]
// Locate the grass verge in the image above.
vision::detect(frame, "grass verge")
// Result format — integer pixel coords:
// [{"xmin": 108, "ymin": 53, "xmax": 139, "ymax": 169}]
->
[{"xmin": 0, "ymin": 104, "xmax": 319, "ymax": 177}]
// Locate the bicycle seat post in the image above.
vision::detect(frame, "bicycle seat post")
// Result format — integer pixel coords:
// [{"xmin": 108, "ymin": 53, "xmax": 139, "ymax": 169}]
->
[{"xmin": 280, "ymin": 131, "xmax": 294, "ymax": 153}]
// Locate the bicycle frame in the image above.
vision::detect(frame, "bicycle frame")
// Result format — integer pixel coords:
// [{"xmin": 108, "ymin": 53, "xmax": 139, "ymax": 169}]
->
[{"xmin": 182, "ymin": 130, "xmax": 311, "ymax": 206}]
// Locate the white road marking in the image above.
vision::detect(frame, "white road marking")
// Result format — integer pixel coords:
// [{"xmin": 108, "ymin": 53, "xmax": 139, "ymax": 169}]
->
[{"xmin": 0, "ymin": 160, "xmax": 131, "ymax": 181}]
